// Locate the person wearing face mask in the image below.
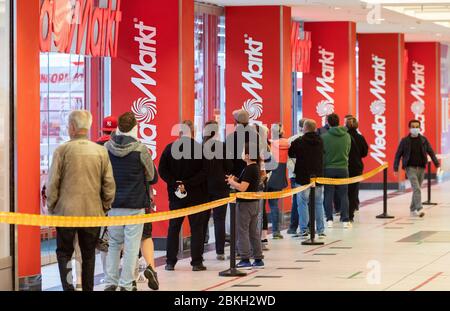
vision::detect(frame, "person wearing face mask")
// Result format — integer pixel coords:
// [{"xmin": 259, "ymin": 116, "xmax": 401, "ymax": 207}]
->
[{"xmin": 394, "ymin": 119, "xmax": 440, "ymax": 217}]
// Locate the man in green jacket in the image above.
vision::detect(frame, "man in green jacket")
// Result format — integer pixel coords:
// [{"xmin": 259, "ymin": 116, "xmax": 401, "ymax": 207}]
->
[{"xmin": 321, "ymin": 113, "xmax": 351, "ymax": 229}]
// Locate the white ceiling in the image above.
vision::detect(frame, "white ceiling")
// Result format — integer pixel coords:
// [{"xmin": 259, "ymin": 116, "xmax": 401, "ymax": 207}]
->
[{"xmin": 202, "ymin": 0, "xmax": 450, "ymax": 43}]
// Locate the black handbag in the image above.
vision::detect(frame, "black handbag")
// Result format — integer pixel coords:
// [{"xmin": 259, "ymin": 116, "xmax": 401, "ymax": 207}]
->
[{"xmin": 96, "ymin": 227, "xmax": 109, "ymax": 252}]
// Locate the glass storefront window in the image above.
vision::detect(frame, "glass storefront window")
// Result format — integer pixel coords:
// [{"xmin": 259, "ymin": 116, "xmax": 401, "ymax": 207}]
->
[
  {"xmin": 0, "ymin": 0, "xmax": 11, "ymax": 262},
  {"xmin": 40, "ymin": 52, "xmax": 87, "ymax": 265},
  {"xmin": 194, "ymin": 8, "xmax": 225, "ymax": 142}
]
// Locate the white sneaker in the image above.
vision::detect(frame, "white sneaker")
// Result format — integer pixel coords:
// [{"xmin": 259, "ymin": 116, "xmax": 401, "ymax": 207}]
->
[
  {"xmin": 327, "ymin": 220, "xmax": 334, "ymax": 228},
  {"xmin": 343, "ymin": 222, "xmax": 351, "ymax": 229},
  {"xmin": 410, "ymin": 210, "xmax": 425, "ymax": 218}
]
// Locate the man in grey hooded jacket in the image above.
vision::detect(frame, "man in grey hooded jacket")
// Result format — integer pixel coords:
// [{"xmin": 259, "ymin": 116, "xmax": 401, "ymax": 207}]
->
[{"xmin": 104, "ymin": 112, "xmax": 155, "ymax": 291}]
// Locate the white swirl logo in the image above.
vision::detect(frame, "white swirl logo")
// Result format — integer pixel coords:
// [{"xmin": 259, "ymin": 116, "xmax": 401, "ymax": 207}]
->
[
  {"xmin": 411, "ymin": 101, "xmax": 425, "ymax": 116},
  {"xmin": 316, "ymin": 100, "xmax": 334, "ymax": 117},
  {"xmin": 132, "ymin": 97, "xmax": 157, "ymax": 123},
  {"xmin": 370, "ymin": 100, "xmax": 386, "ymax": 116},
  {"xmin": 243, "ymin": 99, "xmax": 263, "ymax": 120}
]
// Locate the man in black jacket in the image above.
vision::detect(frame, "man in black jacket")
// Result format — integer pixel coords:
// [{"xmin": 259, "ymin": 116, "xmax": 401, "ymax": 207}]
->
[
  {"xmin": 158, "ymin": 120, "xmax": 208, "ymax": 271},
  {"xmin": 346, "ymin": 117, "xmax": 369, "ymax": 222},
  {"xmin": 394, "ymin": 119, "xmax": 440, "ymax": 217},
  {"xmin": 202, "ymin": 120, "xmax": 233, "ymax": 260},
  {"xmin": 288, "ymin": 119, "xmax": 326, "ymax": 238}
]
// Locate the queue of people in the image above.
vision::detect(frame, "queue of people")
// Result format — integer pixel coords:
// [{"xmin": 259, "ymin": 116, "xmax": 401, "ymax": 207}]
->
[{"xmin": 45, "ymin": 108, "xmax": 439, "ymax": 291}]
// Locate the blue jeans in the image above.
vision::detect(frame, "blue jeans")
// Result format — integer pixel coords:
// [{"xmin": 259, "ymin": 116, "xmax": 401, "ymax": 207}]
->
[
  {"xmin": 296, "ymin": 184, "xmax": 325, "ymax": 235},
  {"xmin": 289, "ymin": 178, "xmax": 299, "ymax": 231},
  {"xmin": 323, "ymin": 168, "xmax": 349, "ymax": 222},
  {"xmin": 105, "ymin": 208, "xmax": 144, "ymax": 291},
  {"xmin": 268, "ymin": 198, "xmax": 281, "ymax": 233}
]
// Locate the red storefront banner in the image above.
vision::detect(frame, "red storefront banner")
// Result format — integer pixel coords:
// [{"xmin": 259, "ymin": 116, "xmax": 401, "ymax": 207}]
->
[
  {"xmin": 225, "ymin": 6, "xmax": 292, "ymax": 136},
  {"xmin": 39, "ymin": 0, "xmax": 122, "ymax": 57},
  {"xmin": 111, "ymin": 0, "xmax": 194, "ymax": 238},
  {"xmin": 291, "ymin": 22, "xmax": 311, "ymax": 73},
  {"xmin": 405, "ymin": 42, "xmax": 441, "ymax": 154},
  {"xmin": 302, "ymin": 22, "xmax": 356, "ymax": 126},
  {"xmin": 358, "ymin": 34, "xmax": 406, "ymax": 184}
]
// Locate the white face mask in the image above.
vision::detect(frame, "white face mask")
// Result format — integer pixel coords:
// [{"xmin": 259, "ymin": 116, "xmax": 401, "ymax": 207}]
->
[{"xmin": 410, "ymin": 128, "xmax": 420, "ymax": 137}]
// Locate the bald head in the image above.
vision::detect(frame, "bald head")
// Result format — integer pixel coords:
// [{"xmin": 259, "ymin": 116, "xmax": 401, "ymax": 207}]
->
[{"xmin": 303, "ymin": 119, "xmax": 317, "ymax": 134}]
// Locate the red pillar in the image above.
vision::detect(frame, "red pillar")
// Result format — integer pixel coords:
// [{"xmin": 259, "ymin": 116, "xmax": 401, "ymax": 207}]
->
[
  {"xmin": 358, "ymin": 33, "xmax": 406, "ymax": 186},
  {"xmin": 16, "ymin": 0, "xmax": 41, "ymax": 290},
  {"xmin": 225, "ymin": 5, "xmax": 292, "ymax": 136},
  {"xmin": 110, "ymin": 0, "xmax": 194, "ymax": 248},
  {"xmin": 405, "ymin": 42, "xmax": 441, "ymax": 156},
  {"xmin": 302, "ymin": 22, "xmax": 357, "ymax": 126}
]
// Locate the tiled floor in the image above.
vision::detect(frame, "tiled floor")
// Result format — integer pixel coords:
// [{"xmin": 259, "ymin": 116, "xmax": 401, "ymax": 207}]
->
[{"xmin": 42, "ymin": 180, "xmax": 450, "ymax": 291}]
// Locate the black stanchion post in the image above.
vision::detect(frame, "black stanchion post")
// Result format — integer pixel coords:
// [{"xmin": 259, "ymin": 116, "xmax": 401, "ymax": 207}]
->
[
  {"xmin": 219, "ymin": 202, "xmax": 247, "ymax": 277},
  {"xmin": 376, "ymin": 168, "xmax": 394, "ymax": 219},
  {"xmin": 423, "ymin": 161, "xmax": 437, "ymax": 206},
  {"xmin": 302, "ymin": 178, "xmax": 324, "ymax": 246}
]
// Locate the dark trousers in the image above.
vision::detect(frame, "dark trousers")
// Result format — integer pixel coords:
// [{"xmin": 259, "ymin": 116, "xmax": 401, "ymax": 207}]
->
[
  {"xmin": 212, "ymin": 203, "xmax": 227, "ymax": 255},
  {"xmin": 289, "ymin": 178, "xmax": 299, "ymax": 230},
  {"xmin": 202, "ymin": 199, "xmax": 227, "ymax": 255},
  {"xmin": 262, "ymin": 201, "xmax": 268, "ymax": 230},
  {"xmin": 166, "ymin": 202, "xmax": 207, "ymax": 267},
  {"xmin": 324, "ymin": 168, "xmax": 350, "ymax": 222},
  {"xmin": 56, "ymin": 227, "xmax": 100, "ymax": 291},
  {"xmin": 348, "ymin": 182, "xmax": 360, "ymax": 221}
]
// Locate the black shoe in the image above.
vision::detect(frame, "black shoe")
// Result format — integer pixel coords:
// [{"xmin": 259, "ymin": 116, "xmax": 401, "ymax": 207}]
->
[
  {"xmin": 104, "ymin": 285, "xmax": 117, "ymax": 291},
  {"xmin": 120, "ymin": 286, "xmax": 137, "ymax": 291},
  {"xmin": 165, "ymin": 264, "xmax": 175, "ymax": 271},
  {"xmin": 192, "ymin": 264, "xmax": 207, "ymax": 271},
  {"xmin": 287, "ymin": 229, "xmax": 297, "ymax": 235},
  {"xmin": 132, "ymin": 281, "xmax": 137, "ymax": 291},
  {"xmin": 144, "ymin": 265, "xmax": 159, "ymax": 290}
]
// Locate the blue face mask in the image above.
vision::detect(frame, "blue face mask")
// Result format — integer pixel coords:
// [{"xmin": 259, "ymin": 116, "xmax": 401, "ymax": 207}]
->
[{"xmin": 410, "ymin": 128, "xmax": 420, "ymax": 137}]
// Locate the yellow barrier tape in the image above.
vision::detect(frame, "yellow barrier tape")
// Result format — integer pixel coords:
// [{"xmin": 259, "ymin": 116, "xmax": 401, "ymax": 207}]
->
[
  {"xmin": 235, "ymin": 183, "xmax": 313, "ymax": 200},
  {"xmin": 0, "ymin": 197, "xmax": 235, "ymax": 228},
  {"xmin": 0, "ymin": 163, "xmax": 388, "ymax": 227},
  {"xmin": 315, "ymin": 163, "xmax": 388, "ymax": 185}
]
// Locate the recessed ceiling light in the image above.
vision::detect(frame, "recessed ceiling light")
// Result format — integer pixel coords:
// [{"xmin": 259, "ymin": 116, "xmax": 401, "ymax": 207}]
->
[
  {"xmin": 334, "ymin": 7, "xmax": 341, "ymax": 10},
  {"xmin": 410, "ymin": 26, "xmax": 416, "ymax": 29}
]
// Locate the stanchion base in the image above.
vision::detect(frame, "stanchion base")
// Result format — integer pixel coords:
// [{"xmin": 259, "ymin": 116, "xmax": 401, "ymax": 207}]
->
[
  {"xmin": 423, "ymin": 202, "xmax": 438, "ymax": 206},
  {"xmin": 301, "ymin": 239, "xmax": 324, "ymax": 246},
  {"xmin": 219, "ymin": 268, "xmax": 247, "ymax": 277},
  {"xmin": 376, "ymin": 213, "xmax": 395, "ymax": 219}
]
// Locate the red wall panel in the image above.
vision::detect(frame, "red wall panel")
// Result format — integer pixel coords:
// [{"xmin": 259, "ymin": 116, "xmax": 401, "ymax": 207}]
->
[
  {"xmin": 303, "ymin": 22, "xmax": 356, "ymax": 126},
  {"xmin": 17, "ymin": 0, "xmax": 41, "ymax": 278},
  {"xmin": 111, "ymin": 0, "xmax": 194, "ymax": 238},
  {"xmin": 405, "ymin": 42, "xmax": 441, "ymax": 156},
  {"xmin": 225, "ymin": 6, "xmax": 292, "ymax": 134},
  {"xmin": 358, "ymin": 34, "xmax": 406, "ymax": 184}
]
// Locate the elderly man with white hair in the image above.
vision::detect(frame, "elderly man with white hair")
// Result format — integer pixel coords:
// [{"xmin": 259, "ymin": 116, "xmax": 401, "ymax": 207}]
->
[{"xmin": 47, "ymin": 110, "xmax": 116, "ymax": 291}]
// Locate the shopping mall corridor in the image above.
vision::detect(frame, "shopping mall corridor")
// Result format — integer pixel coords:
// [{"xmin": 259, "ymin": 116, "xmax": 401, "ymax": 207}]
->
[{"xmin": 42, "ymin": 180, "xmax": 450, "ymax": 291}]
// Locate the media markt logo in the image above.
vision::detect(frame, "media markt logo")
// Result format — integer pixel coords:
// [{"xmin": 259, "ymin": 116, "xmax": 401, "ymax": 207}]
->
[
  {"xmin": 243, "ymin": 98, "xmax": 263, "ymax": 120},
  {"xmin": 410, "ymin": 62, "xmax": 426, "ymax": 133},
  {"xmin": 316, "ymin": 100, "xmax": 335, "ymax": 120},
  {"xmin": 316, "ymin": 47, "xmax": 335, "ymax": 125},
  {"xmin": 369, "ymin": 55, "xmax": 387, "ymax": 165},
  {"xmin": 241, "ymin": 34, "xmax": 263, "ymax": 121},
  {"xmin": 131, "ymin": 19, "xmax": 158, "ymax": 160},
  {"xmin": 132, "ymin": 97, "xmax": 157, "ymax": 123}
]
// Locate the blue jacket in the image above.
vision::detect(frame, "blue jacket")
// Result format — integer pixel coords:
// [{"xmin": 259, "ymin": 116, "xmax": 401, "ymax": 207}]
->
[
  {"xmin": 105, "ymin": 133, "xmax": 155, "ymax": 209},
  {"xmin": 394, "ymin": 134, "xmax": 440, "ymax": 171}
]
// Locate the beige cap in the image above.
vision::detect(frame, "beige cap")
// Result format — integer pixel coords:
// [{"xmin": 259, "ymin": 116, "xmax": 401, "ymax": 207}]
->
[{"xmin": 232, "ymin": 109, "xmax": 250, "ymax": 124}]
